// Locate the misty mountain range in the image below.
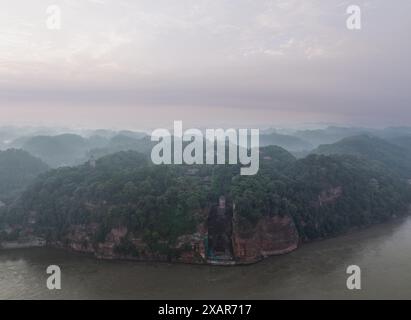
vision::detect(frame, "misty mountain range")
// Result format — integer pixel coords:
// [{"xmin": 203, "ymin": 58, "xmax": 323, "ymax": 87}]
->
[
  {"xmin": 0, "ymin": 125, "xmax": 410, "ymax": 206},
  {"xmin": 2, "ymin": 125, "xmax": 411, "ymax": 166}
]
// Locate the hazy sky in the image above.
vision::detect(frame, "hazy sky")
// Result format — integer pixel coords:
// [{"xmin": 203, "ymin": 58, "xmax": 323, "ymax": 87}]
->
[{"xmin": 0, "ymin": 0, "xmax": 410, "ymax": 129}]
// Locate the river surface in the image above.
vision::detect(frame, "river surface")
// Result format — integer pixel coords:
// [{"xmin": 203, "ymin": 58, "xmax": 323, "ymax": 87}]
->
[{"xmin": 2, "ymin": 217, "xmax": 411, "ymax": 299}]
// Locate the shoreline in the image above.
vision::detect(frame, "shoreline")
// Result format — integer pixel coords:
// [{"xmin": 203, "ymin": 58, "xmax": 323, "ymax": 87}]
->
[{"xmin": 1, "ymin": 215, "xmax": 408, "ymax": 267}]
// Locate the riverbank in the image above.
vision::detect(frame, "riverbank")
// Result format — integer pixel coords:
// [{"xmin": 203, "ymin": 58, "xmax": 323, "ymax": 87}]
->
[
  {"xmin": 0, "ymin": 236, "xmax": 46, "ymax": 249},
  {"xmin": 1, "ymin": 214, "xmax": 409, "ymax": 266}
]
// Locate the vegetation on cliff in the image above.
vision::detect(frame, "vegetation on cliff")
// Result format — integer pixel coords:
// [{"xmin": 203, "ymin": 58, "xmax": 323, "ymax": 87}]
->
[
  {"xmin": 3, "ymin": 144, "xmax": 410, "ymax": 258},
  {"xmin": 285, "ymin": 154, "xmax": 410, "ymax": 240}
]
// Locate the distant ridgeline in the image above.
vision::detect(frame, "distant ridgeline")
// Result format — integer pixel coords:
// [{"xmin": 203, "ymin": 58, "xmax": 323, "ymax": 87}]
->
[
  {"xmin": 1, "ymin": 144, "xmax": 410, "ymax": 264},
  {"xmin": 312, "ymin": 134, "xmax": 411, "ymax": 177}
]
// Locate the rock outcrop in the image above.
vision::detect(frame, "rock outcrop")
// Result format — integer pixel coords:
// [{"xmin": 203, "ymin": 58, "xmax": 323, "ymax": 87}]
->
[
  {"xmin": 2, "ymin": 206, "xmax": 298, "ymax": 265},
  {"xmin": 232, "ymin": 213, "xmax": 299, "ymax": 264}
]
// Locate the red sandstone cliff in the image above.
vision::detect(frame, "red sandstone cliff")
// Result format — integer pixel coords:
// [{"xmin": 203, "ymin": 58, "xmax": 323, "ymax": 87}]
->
[
  {"xmin": 232, "ymin": 213, "xmax": 299, "ymax": 263},
  {"xmin": 5, "ymin": 207, "xmax": 299, "ymax": 265}
]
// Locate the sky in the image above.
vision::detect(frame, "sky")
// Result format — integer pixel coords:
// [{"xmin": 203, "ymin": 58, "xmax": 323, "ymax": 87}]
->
[{"xmin": 0, "ymin": 0, "xmax": 410, "ymax": 129}]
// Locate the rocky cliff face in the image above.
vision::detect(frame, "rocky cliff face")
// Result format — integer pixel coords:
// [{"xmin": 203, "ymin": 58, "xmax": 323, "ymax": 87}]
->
[
  {"xmin": 50, "ymin": 223, "xmax": 208, "ymax": 264},
  {"xmin": 232, "ymin": 213, "xmax": 299, "ymax": 264},
  {"xmin": 316, "ymin": 186, "xmax": 343, "ymax": 207},
  {"xmin": 5, "ymin": 208, "xmax": 299, "ymax": 265},
  {"xmin": 50, "ymin": 215, "xmax": 299, "ymax": 264}
]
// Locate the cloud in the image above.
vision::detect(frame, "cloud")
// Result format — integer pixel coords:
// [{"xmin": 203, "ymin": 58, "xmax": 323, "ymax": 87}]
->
[{"xmin": 0, "ymin": 0, "xmax": 410, "ymax": 127}]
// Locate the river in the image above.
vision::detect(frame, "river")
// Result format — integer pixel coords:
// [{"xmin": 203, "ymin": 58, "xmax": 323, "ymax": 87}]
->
[{"xmin": 2, "ymin": 217, "xmax": 411, "ymax": 299}]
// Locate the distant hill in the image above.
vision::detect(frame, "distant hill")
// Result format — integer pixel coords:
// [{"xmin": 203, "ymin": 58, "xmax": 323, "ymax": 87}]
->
[
  {"xmin": 293, "ymin": 126, "xmax": 370, "ymax": 147},
  {"xmin": 0, "ymin": 149, "xmax": 49, "ymax": 203},
  {"xmin": 290, "ymin": 126, "xmax": 411, "ymax": 148},
  {"xmin": 19, "ymin": 134, "xmax": 91, "ymax": 167},
  {"xmin": 312, "ymin": 134, "xmax": 411, "ymax": 177},
  {"xmin": 87, "ymin": 135, "xmax": 155, "ymax": 159},
  {"xmin": 260, "ymin": 133, "xmax": 313, "ymax": 151},
  {"xmin": 9, "ymin": 130, "xmax": 149, "ymax": 168},
  {"xmin": 259, "ymin": 145, "xmax": 296, "ymax": 171},
  {"xmin": 387, "ymin": 135, "xmax": 411, "ymax": 152},
  {"xmin": 377, "ymin": 127, "xmax": 411, "ymax": 139},
  {"xmin": 117, "ymin": 130, "xmax": 147, "ymax": 140}
]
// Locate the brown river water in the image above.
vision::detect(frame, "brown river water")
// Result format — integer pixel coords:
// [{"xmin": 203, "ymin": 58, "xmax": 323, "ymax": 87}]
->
[{"xmin": 2, "ymin": 217, "xmax": 411, "ymax": 299}]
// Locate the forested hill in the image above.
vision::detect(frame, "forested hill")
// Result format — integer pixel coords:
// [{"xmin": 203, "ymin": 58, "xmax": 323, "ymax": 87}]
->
[
  {"xmin": 3, "ymin": 146, "xmax": 410, "ymax": 257},
  {"xmin": 284, "ymin": 154, "xmax": 410, "ymax": 239},
  {"xmin": 0, "ymin": 149, "xmax": 49, "ymax": 203},
  {"xmin": 312, "ymin": 134, "xmax": 411, "ymax": 177}
]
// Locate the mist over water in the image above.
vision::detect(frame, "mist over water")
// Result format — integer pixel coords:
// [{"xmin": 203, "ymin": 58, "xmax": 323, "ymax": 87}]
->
[{"xmin": 2, "ymin": 217, "xmax": 411, "ymax": 300}]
